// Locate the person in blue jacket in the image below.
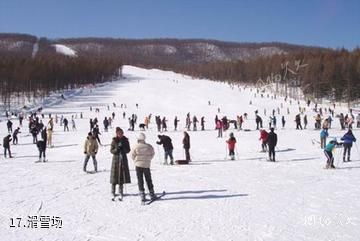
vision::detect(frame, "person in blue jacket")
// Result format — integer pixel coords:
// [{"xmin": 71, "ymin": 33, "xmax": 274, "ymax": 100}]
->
[
  {"xmin": 341, "ymin": 130, "xmax": 357, "ymax": 162},
  {"xmin": 320, "ymin": 128, "xmax": 329, "ymax": 149},
  {"xmin": 324, "ymin": 139, "xmax": 340, "ymax": 169}
]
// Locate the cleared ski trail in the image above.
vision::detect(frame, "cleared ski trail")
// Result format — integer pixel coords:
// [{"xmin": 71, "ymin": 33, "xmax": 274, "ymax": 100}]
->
[{"xmin": 0, "ymin": 66, "xmax": 359, "ymax": 241}]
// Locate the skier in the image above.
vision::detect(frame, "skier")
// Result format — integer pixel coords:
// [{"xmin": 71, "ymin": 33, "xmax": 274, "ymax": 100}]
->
[
  {"xmin": 161, "ymin": 117, "xmax": 167, "ymax": 132},
  {"xmin": 7, "ymin": 119, "xmax": 13, "ymax": 133},
  {"xmin": 83, "ymin": 132, "xmax": 99, "ymax": 172},
  {"xmin": 93, "ymin": 125, "xmax": 102, "ymax": 145},
  {"xmin": 324, "ymin": 139, "xmax": 341, "ymax": 169},
  {"xmin": 110, "ymin": 127, "xmax": 131, "ymax": 199},
  {"xmin": 47, "ymin": 126, "xmax": 53, "ymax": 147},
  {"xmin": 259, "ymin": 129, "xmax": 268, "ymax": 152},
  {"xmin": 304, "ymin": 115, "xmax": 308, "ymax": 129},
  {"xmin": 183, "ymin": 131, "xmax": 191, "ymax": 162},
  {"xmin": 71, "ymin": 117, "xmax": 76, "ymax": 131},
  {"xmin": 63, "ymin": 118, "xmax": 69, "ymax": 132},
  {"xmin": 356, "ymin": 113, "xmax": 360, "ymax": 128},
  {"xmin": 341, "ymin": 130, "xmax": 357, "ymax": 162},
  {"xmin": 267, "ymin": 128, "xmax": 278, "ymax": 162},
  {"xmin": 3, "ymin": 135, "xmax": 13, "ymax": 158},
  {"xmin": 201, "ymin": 116, "xmax": 205, "ymax": 131},
  {"xmin": 255, "ymin": 114, "xmax": 263, "ymax": 130},
  {"xmin": 174, "ymin": 116, "xmax": 179, "ymax": 131},
  {"xmin": 36, "ymin": 137, "xmax": 47, "ymax": 162},
  {"xmin": 226, "ymin": 133, "xmax": 237, "ymax": 160},
  {"xmin": 193, "ymin": 116, "xmax": 198, "ymax": 131},
  {"xmin": 103, "ymin": 117, "xmax": 109, "ymax": 132},
  {"xmin": 130, "ymin": 133, "xmax": 157, "ymax": 202},
  {"xmin": 320, "ymin": 128, "xmax": 329, "ymax": 149},
  {"xmin": 281, "ymin": 116, "xmax": 286, "ymax": 128},
  {"xmin": 12, "ymin": 127, "xmax": 21, "ymax": 145},
  {"xmin": 156, "ymin": 135, "xmax": 174, "ymax": 165},
  {"xmin": 295, "ymin": 114, "xmax": 303, "ymax": 130},
  {"xmin": 216, "ymin": 119, "xmax": 223, "ymax": 138}
]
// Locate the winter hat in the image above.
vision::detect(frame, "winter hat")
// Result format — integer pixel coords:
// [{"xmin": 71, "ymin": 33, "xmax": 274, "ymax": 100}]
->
[
  {"xmin": 116, "ymin": 127, "xmax": 123, "ymax": 133},
  {"xmin": 229, "ymin": 132, "xmax": 234, "ymax": 137},
  {"xmin": 88, "ymin": 132, "xmax": 92, "ymax": 136},
  {"xmin": 137, "ymin": 133, "xmax": 146, "ymax": 141}
]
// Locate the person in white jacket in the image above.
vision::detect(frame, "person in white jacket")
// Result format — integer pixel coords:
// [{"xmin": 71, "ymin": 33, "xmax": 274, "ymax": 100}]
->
[{"xmin": 131, "ymin": 132, "xmax": 156, "ymax": 201}]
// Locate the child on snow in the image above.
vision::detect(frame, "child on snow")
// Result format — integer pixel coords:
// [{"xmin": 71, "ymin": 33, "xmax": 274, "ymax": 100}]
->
[
  {"xmin": 226, "ymin": 133, "xmax": 237, "ymax": 160},
  {"xmin": 259, "ymin": 129, "xmax": 268, "ymax": 152}
]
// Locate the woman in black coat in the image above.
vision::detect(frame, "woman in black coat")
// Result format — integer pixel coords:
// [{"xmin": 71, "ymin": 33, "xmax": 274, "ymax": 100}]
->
[{"xmin": 110, "ymin": 127, "xmax": 131, "ymax": 198}]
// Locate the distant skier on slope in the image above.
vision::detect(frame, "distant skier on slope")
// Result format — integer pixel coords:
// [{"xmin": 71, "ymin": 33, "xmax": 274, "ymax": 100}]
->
[
  {"xmin": 267, "ymin": 128, "xmax": 277, "ymax": 162},
  {"xmin": 183, "ymin": 131, "xmax": 191, "ymax": 162}
]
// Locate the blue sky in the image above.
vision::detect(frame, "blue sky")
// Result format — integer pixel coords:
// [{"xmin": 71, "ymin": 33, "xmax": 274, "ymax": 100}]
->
[{"xmin": 0, "ymin": 0, "xmax": 359, "ymax": 49}]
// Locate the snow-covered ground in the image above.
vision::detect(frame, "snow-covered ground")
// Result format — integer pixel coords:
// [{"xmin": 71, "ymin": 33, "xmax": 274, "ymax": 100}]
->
[{"xmin": 0, "ymin": 66, "xmax": 360, "ymax": 241}]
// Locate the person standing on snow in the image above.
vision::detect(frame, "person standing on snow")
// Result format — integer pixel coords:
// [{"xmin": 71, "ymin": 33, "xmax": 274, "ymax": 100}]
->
[
  {"xmin": 63, "ymin": 118, "xmax": 69, "ymax": 131},
  {"xmin": 130, "ymin": 133, "xmax": 157, "ymax": 202},
  {"xmin": 201, "ymin": 117, "xmax": 205, "ymax": 131},
  {"xmin": 267, "ymin": 128, "xmax": 278, "ymax": 162},
  {"xmin": 156, "ymin": 135, "xmax": 174, "ymax": 165},
  {"xmin": 259, "ymin": 129, "xmax": 268, "ymax": 152},
  {"xmin": 110, "ymin": 127, "xmax": 131, "ymax": 199},
  {"xmin": 7, "ymin": 119, "xmax": 13, "ymax": 134},
  {"xmin": 320, "ymin": 128, "xmax": 329, "ymax": 149},
  {"xmin": 324, "ymin": 139, "xmax": 341, "ymax": 169},
  {"xmin": 226, "ymin": 133, "xmax": 237, "ymax": 160},
  {"xmin": 36, "ymin": 136, "xmax": 47, "ymax": 162},
  {"xmin": 341, "ymin": 130, "xmax": 356, "ymax": 162},
  {"xmin": 12, "ymin": 127, "xmax": 21, "ymax": 145},
  {"xmin": 3, "ymin": 135, "xmax": 13, "ymax": 158},
  {"xmin": 83, "ymin": 132, "xmax": 99, "ymax": 172},
  {"xmin": 183, "ymin": 131, "xmax": 191, "ymax": 162},
  {"xmin": 174, "ymin": 116, "xmax": 179, "ymax": 131},
  {"xmin": 216, "ymin": 119, "xmax": 223, "ymax": 138}
]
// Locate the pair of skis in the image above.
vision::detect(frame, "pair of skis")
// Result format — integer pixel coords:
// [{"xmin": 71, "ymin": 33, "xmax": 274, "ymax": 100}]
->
[{"xmin": 141, "ymin": 191, "xmax": 166, "ymax": 206}]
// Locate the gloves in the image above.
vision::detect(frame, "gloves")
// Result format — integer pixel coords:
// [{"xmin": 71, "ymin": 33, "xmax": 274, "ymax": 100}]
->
[
  {"xmin": 95, "ymin": 152, "xmax": 97, "ymax": 154},
  {"xmin": 84, "ymin": 152, "xmax": 87, "ymax": 154}
]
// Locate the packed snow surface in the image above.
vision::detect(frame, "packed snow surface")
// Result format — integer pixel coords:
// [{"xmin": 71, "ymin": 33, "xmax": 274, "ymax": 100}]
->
[
  {"xmin": 0, "ymin": 66, "xmax": 359, "ymax": 241},
  {"xmin": 53, "ymin": 44, "xmax": 77, "ymax": 57}
]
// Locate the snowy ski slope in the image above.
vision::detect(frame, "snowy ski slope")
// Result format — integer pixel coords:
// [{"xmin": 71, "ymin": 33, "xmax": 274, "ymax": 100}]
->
[{"xmin": 0, "ymin": 66, "xmax": 359, "ymax": 241}]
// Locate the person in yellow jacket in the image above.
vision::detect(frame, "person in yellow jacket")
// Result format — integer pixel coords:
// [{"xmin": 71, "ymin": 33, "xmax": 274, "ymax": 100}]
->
[
  {"xmin": 130, "ymin": 132, "xmax": 156, "ymax": 202},
  {"xmin": 83, "ymin": 132, "xmax": 99, "ymax": 172}
]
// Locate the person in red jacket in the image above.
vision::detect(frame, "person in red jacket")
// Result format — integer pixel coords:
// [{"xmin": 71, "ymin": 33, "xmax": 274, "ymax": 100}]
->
[
  {"xmin": 226, "ymin": 133, "xmax": 237, "ymax": 160},
  {"xmin": 259, "ymin": 129, "xmax": 268, "ymax": 152}
]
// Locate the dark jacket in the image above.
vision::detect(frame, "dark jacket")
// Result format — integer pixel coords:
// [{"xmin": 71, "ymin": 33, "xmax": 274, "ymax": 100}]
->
[
  {"xmin": 110, "ymin": 136, "xmax": 131, "ymax": 184},
  {"xmin": 183, "ymin": 134, "xmax": 190, "ymax": 149},
  {"xmin": 157, "ymin": 135, "xmax": 173, "ymax": 151},
  {"xmin": 3, "ymin": 135, "xmax": 12, "ymax": 148},
  {"xmin": 267, "ymin": 131, "xmax": 278, "ymax": 147},
  {"xmin": 37, "ymin": 140, "xmax": 46, "ymax": 151},
  {"xmin": 341, "ymin": 132, "xmax": 356, "ymax": 146}
]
